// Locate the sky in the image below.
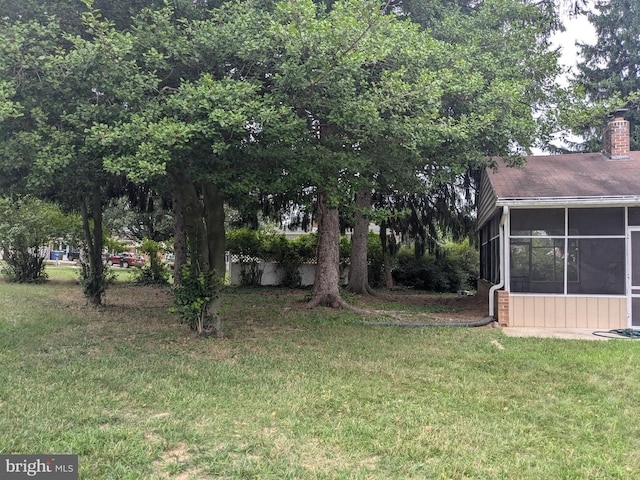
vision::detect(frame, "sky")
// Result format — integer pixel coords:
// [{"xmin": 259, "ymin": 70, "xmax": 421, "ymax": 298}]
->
[
  {"xmin": 551, "ymin": 12, "xmax": 597, "ymax": 86},
  {"xmin": 532, "ymin": 12, "xmax": 597, "ymax": 153}
]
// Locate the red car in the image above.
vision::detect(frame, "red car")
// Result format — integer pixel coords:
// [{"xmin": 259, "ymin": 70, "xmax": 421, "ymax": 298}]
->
[{"xmin": 107, "ymin": 253, "xmax": 145, "ymax": 268}]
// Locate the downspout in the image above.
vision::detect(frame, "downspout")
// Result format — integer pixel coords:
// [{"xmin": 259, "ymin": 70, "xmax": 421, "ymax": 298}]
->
[{"xmin": 489, "ymin": 206, "xmax": 509, "ymax": 319}]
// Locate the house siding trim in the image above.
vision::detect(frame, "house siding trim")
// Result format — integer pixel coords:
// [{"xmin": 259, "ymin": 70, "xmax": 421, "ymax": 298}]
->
[
  {"xmin": 496, "ymin": 197, "xmax": 640, "ymax": 208},
  {"xmin": 509, "ymin": 295, "xmax": 627, "ymax": 329}
]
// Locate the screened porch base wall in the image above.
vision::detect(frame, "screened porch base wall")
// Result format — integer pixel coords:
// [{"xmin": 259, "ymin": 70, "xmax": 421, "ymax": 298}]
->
[{"xmin": 509, "ymin": 295, "xmax": 626, "ymax": 329}]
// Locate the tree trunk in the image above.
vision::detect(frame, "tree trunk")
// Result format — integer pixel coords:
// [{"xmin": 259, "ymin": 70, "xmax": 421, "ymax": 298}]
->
[
  {"xmin": 346, "ymin": 189, "xmax": 374, "ymax": 295},
  {"xmin": 169, "ymin": 168, "xmax": 227, "ymax": 337},
  {"xmin": 203, "ymin": 183, "xmax": 226, "ymax": 277},
  {"xmin": 172, "ymin": 187, "xmax": 187, "ymax": 285},
  {"xmin": 308, "ymin": 194, "xmax": 345, "ymax": 308},
  {"xmin": 380, "ymin": 220, "xmax": 394, "ymax": 289},
  {"xmin": 175, "ymin": 171, "xmax": 209, "ymax": 274},
  {"xmin": 203, "ymin": 183, "xmax": 226, "ymax": 338},
  {"xmin": 80, "ymin": 182, "xmax": 105, "ymax": 306}
]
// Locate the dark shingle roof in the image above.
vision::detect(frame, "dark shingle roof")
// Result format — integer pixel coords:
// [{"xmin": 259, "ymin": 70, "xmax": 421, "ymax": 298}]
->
[{"xmin": 488, "ymin": 152, "xmax": 640, "ymax": 200}]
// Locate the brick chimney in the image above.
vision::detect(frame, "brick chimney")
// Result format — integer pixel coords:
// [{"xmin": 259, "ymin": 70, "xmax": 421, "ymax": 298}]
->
[{"xmin": 603, "ymin": 110, "xmax": 630, "ymax": 160}]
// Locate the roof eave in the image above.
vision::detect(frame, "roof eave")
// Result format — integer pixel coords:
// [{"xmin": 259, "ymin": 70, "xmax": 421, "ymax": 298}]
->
[{"xmin": 496, "ymin": 195, "xmax": 640, "ymax": 207}]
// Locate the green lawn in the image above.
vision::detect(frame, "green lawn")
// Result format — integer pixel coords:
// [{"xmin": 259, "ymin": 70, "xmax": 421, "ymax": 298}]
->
[{"xmin": 1, "ymin": 266, "xmax": 640, "ymax": 479}]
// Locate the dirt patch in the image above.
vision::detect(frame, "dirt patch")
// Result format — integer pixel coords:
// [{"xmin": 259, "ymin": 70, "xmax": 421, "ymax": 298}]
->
[
  {"xmin": 151, "ymin": 442, "xmax": 204, "ymax": 480},
  {"xmin": 162, "ymin": 443, "xmax": 190, "ymax": 464},
  {"xmin": 54, "ymin": 284, "xmax": 490, "ymax": 341},
  {"xmin": 352, "ymin": 291, "xmax": 489, "ymax": 322},
  {"xmin": 56, "ymin": 283, "xmax": 173, "ymax": 316}
]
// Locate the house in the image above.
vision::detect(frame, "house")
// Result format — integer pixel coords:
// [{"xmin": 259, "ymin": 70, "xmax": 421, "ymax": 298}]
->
[{"xmin": 477, "ymin": 112, "xmax": 640, "ymax": 329}]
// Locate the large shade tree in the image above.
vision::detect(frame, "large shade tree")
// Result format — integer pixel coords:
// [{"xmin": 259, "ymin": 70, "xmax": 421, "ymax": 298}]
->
[
  {"xmin": 350, "ymin": 0, "xmax": 563, "ymax": 292},
  {"xmin": 95, "ymin": 3, "xmax": 301, "ymax": 333},
  {"xmin": 0, "ymin": 8, "xmax": 157, "ymax": 305},
  {"xmin": 256, "ymin": 0, "xmax": 478, "ymax": 306},
  {"xmin": 400, "ymin": 0, "xmax": 562, "ymax": 207},
  {"xmin": 260, "ymin": 0, "xmax": 563, "ymax": 301}
]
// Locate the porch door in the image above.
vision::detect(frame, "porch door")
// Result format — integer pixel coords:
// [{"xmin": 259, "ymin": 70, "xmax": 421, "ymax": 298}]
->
[{"xmin": 630, "ymin": 229, "xmax": 640, "ymax": 327}]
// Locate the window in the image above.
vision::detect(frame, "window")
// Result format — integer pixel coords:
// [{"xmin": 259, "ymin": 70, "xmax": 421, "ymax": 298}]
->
[
  {"xmin": 509, "ymin": 208, "xmax": 625, "ymax": 295},
  {"xmin": 566, "ymin": 238, "xmax": 624, "ymax": 294},
  {"xmin": 480, "ymin": 213, "xmax": 500, "ymax": 284},
  {"xmin": 629, "ymin": 207, "xmax": 640, "ymax": 226},
  {"xmin": 510, "ymin": 238, "xmax": 564, "ymax": 293},
  {"xmin": 510, "ymin": 208, "xmax": 564, "ymax": 236},
  {"xmin": 568, "ymin": 208, "xmax": 624, "ymax": 235}
]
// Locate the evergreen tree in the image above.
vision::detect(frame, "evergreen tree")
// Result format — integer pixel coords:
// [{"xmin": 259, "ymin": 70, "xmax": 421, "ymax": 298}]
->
[{"xmin": 576, "ymin": 0, "xmax": 640, "ymax": 151}]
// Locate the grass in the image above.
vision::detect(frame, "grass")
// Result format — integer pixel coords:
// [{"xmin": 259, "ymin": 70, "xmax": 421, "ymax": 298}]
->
[
  {"xmin": 1, "ymin": 265, "xmax": 640, "ymax": 479},
  {"xmin": 39, "ymin": 261, "xmax": 139, "ymax": 283}
]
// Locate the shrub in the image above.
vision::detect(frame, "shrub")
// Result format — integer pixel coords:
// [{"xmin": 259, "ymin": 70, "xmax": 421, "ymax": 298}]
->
[
  {"xmin": 339, "ymin": 236, "xmax": 351, "ymax": 265},
  {"xmin": 263, "ymin": 234, "xmax": 303, "ymax": 288},
  {"xmin": 103, "ymin": 237, "xmax": 128, "ymax": 256},
  {"xmin": 444, "ymin": 238, "xmax": 479, "ymax": 290},
  {"xmin": 367, "ymin": 232, "xmax": 384, "ymax": 287},
  {"xmin": 170, "ymin": 267, "xmax": 223, "ymax": 333},
  {"xmin": 392, "ymin": 240, "xmax": 478, "ymax": 292},
  {"xmin": 226, "ymin": 229, "xmax": 264, "ymax": 286},
  {"xmin": 226, "ymin": 229, "xmax": 357, "ymax": 288},
  {"xmin": 133, "ymin": 238, "xmax": 170, "ymax": 285},
  {"xmin": 289, "ymin": 233, "xmax": 317, "ymax": 262},
  {"xmin": 227, "ymin": 230, "xmax": 318, "ymax": 288},
  {"xmin": 0, "ymin": 197, "xmax": 75, "ymax": 283},
  {"xmin": 2, "ymin": 249, "xmax": 48, "ymax": 284},
  {"xmin": 79, "ymin": 260, "xmax": 116, "ymax": 301}
]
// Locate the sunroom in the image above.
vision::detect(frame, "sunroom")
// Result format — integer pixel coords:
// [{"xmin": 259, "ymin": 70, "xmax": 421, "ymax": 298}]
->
[{"xmin": 478, "ymin": 113, "xmax": 640, "ymax": 329}]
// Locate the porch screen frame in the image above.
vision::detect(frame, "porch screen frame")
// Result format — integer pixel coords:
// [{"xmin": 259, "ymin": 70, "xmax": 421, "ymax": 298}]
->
[{"xmin": 508, "ymin": 206, "xmax": 626, "ymax": 295}]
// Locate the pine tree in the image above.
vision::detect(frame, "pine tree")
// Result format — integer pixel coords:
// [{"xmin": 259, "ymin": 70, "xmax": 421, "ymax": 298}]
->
[{"xmin": 577, "ymin": 0, "xmax": 640, "ymax": 151}]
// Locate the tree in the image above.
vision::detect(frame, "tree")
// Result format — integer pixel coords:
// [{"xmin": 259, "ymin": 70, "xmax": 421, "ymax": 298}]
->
[
  {"xmin": 0, "ymin": 0, "xmax": 218, "ymax": 32},
  {"xmin": 133, "ymin": 238, "xmax": 170, "ymax": 285},
  {"xmin": 345, "ymin": 189, "xmax": 375, "ymax": 294},
  {"xmin": 258, "ymin": 0, "xmax": 467, "ymax": 306},
  {"xmin": 0, "ymin": 82, "xmax": 20, "ymax": 121},
  {"xmin": 0, "ymin": 0, "xmax": 565, "ymax": 319},
  {"xmin": 576, "ymin": 0, "xmax": 640, "ymax": 151},
  {"xmin": 0, "ymin": 6, "xmax": 157, "ymax": 304},
  {"xmin": 263, "ymin": 0, "xmax": 562, "ymax": 302},
  {"xmin": 95, "ymin": 4, "xmax": 295, "ymax": 334},
  {"xmin": 359, "ymin": 0, "xmax": 563, "ymax": 292},
  {"xmin": 103, "ymin": 191, "xmax": 174, "ymax": 244}
]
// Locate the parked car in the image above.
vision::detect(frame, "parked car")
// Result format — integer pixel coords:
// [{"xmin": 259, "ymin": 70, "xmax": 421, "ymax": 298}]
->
[
  {"xmin": 107, "ymin": 253, "xmax": 145, "ymax": 268},
  {"xmin": 67, "ymin": 249, "xmax": 81, "ymax": 261}
]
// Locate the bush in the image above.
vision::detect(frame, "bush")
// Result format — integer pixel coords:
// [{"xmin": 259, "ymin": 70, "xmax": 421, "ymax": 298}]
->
[
  {"xmin": 226, "ymin": 229, "xmax": 356, "ymax": 288},
  {"xmin": 392, "ymin": 240, "xmax": 478, "ymax": 292},
  {"xmin": 103, "ymin": 237, "xmax": 128, "ymax": 256},
  {"xmin": 367, "ymin": 232, "xmax": 384, "ymax": 287},
  {"xmin": 132, "ymin": 239, "xmax": 170, "ymax": 285},
  {"xmin": 0, "ymin": 196, "xmax": 76, "ymax": 284},
  {"xmin": 263, "ymin": 234, "xmax": 303, "ymax": 288},
  {"xmin": 79, "ymin": 260, "xmax": 116, "ymax": 301},
  {"xmin": 445, "ymin": 238, "xmax": 479, "ymax": 290},
  {"xmin": 170, "ymin": 267, "xmax": 223, "ymax": 333},
  {"xmin": 1, "ymin": 249, "xmax": 48, "ymax": 284},
  {"xmin": 289, "ymin": 233, "xmax": 317, "ymax": 262},
  {"xmin": 226, "ymin": 228, "xmax": 264, "ymax": 259},
  {"xmin": 227, "ymin": 230, "xmax": 318, "ymax": 288},
  {"xmin": 226, "ymin": 229, "xmax": 264, "ymax": 286}
]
